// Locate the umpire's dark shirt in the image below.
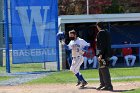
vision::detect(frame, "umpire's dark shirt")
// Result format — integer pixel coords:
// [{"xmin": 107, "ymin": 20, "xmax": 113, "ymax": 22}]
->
[{"xmin": 97, "ymin": 30, "xmax": 111, "ymax": 59}]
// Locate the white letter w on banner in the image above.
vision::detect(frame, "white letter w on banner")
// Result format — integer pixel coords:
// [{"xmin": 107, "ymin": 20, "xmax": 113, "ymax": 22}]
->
[{"xmin": 16, "ymin": 6, "xmax": 50, "ymax": 45}]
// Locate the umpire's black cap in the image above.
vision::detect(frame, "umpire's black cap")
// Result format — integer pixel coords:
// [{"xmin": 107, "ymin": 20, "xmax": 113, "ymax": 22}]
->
[{"xmin": 96, "ymin": 22, "xmax": 107, "ymax": 30}]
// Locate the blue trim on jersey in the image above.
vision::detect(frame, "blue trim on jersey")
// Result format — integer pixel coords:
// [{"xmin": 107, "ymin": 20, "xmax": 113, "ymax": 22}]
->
[
  {"xmin": 82, "ymin": 45, "xmax": 89, "ymax": 52},
  {"xmin": 64, "ymin": 44, "xmax": 70, "ymax": 50}
]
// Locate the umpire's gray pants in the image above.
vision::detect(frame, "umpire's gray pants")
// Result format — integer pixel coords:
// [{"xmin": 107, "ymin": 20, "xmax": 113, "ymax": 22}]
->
[{"xmin": 99, "ymin": 66, "xmax": 112, "ymax": 87}]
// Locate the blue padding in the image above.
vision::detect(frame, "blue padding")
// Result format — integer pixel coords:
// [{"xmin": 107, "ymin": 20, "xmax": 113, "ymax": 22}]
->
[{"xmin": 110, "ymin": 26, "xmax": 140, "ymax": 44}]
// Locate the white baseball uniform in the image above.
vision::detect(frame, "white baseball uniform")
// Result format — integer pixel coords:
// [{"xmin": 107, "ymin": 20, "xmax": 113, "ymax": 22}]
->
[
  {"xmin": 68, "ymin": 37, "xmax": 89, "ymax": 74},
  {"xmin": 125, "ymin": 55, "xmax": 136, "ymax": 66},
  {"xmin": 110, "ymin": 56, "xmax": 118, "ymax": 67}
]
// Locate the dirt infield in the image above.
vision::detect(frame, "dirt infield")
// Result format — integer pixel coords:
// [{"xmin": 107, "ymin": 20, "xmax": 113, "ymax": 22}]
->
[{"xmin": 0, "ymin": 82, "xmax": 140, "ymax": 93}]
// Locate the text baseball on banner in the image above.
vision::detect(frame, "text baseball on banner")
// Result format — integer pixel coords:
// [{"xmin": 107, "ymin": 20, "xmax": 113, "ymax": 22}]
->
[{"xmin": 11, "ymin": 0, "xmax": 58, "ymax": 63}]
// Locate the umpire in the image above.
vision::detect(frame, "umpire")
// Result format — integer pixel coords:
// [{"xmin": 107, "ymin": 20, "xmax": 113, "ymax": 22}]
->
[{"xmin": 96, "ymin": 22, "xmax": 113, "ymax": 91}]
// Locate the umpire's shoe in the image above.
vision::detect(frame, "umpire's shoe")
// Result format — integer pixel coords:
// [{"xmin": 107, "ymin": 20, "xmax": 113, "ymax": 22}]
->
[
  {"xmin": 76, "ymin": 81, "xmax": 81, "ymax": 86},
  {"xmin": 80, "ymin": 81, "xmax": 88, "ymax": 88},
  {"xmin": 101, "ymin": 86, "xmax": 113, "ymax": 91},
  {"xmin": 96, "ymin": 86, "xmax": 104, "ymax": 90}
]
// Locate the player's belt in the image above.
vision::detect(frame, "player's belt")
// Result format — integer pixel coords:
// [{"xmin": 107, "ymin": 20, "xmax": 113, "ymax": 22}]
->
[{"xmin": 72, "ymin": 56, "xmax": 81, "ymax": 59}]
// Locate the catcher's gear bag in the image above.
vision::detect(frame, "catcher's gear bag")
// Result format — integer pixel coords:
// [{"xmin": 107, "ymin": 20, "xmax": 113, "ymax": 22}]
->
[{"xmin": 57, "ymin": 32, "xmax": 65, "ymax": 41}]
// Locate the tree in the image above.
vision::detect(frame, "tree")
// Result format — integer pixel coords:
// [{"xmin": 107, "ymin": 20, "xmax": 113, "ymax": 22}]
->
[{"xmin": 104, "ymin": 0, "xmax": 124, "ymax": 13}]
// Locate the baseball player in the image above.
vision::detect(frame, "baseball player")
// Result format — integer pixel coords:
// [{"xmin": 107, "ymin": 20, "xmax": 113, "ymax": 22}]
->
[{"xmin": 57, "ymin": 30, "xmax": 90, "ymax": 88}]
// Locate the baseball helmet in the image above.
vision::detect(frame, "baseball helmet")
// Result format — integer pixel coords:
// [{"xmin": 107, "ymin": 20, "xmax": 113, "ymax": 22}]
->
[{"xmin": 57, "ymin": 32, "xmax": 65, "ymax": 41}]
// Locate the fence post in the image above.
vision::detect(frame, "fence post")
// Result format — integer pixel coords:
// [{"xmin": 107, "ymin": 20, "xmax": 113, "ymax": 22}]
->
[
  {"xmin": 4, "ymin": 0, "xmax": 10, "ymax": 73},
  {"xmin": 139, "ymin": 47, "xmax": 140, "ymax": 64},
  {"xmin": 86, "ymin": 0, "xmax": 89, "ymax": 15}
]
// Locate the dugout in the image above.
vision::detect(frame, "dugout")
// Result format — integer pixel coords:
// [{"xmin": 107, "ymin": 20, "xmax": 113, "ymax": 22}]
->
[{"xmin": 58, "ymin": 13, "xmax": 140, "ymax": 69}]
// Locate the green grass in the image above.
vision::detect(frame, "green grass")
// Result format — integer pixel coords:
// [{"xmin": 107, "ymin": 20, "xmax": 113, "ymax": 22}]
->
[
  {"xmin": 0, "ymin": 63, "xmax": 47, "ymax": 73},
  {"xmin": 1, "ymin": 53, "xmax": 49, "ymax": 73},
  {"xmin": 110, "ymin": 67, "xmax": 140, "ymax": 77},
  {"xmin": 0, "ymin": 76, "xmax": 12, "ymax": 81},
  {"xmin": 27, "ymin": 67, "xmax": 140, "ymax": 84}
]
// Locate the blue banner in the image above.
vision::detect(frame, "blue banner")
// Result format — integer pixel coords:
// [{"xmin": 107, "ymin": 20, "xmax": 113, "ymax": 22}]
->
[{"xmin": 11, "ymin": 0, "xmax": 58, "ymax": 64}]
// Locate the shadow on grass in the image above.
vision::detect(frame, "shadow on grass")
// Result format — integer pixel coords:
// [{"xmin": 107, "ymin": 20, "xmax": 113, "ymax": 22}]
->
[
  {"xmin": 33, "ymin": 70, "xmax": 56, "ymax": 73},
  {"xmin": 79, "ymin": 86, "xmax": 96, "ymax": 89},
  {"xmin": 12, "ymin": 71, "xmax": 55, "ymax": 75}
]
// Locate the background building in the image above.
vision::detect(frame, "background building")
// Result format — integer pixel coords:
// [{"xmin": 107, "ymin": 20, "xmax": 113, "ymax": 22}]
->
[{"xmin": 58, "ymin": 0, "xmax": 140, "ymax": 69}]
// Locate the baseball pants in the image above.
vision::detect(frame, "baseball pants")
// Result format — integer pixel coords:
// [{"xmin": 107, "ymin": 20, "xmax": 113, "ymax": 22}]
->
[
  {"xmin": 124, "ymin": 55, "xmax": 136, "ymax": 66},
  {"xmin": 110, "ymin": 56, "xmax": 118, "ymax": 67},
  {"xmin": 70, "ymin": 56, "xmax": 84, "ymax": 74}
]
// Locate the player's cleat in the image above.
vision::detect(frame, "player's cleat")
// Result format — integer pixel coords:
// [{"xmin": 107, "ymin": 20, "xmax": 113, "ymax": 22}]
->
[
  {"xmin": 96, "ymin": 86, "xmax": 104, "ymax": 90},
  {"xmin": 80, "ymin": 81, "xmax": 88, "ymax": 88},
  {"xmin": 101, "ymin": 86, "xmax": 113, "ymax": 91},
  {"xmin": 76, "ymin": 81, "xmax": 81, "ymax": 86}
]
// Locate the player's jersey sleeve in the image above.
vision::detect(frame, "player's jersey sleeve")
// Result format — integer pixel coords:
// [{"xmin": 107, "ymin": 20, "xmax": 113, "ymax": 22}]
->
[
  {"xmin": 68, "ymin": 41, "xmax": 73, "ymax": 49},
  {"xmin": 80, "ymin": 39, "xmax": 90, "ymax": 48}
]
